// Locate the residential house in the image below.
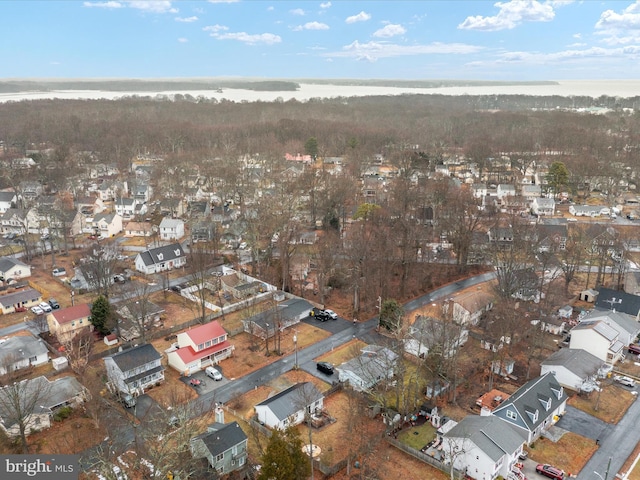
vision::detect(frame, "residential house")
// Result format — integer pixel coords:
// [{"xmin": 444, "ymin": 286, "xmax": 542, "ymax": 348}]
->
[
  {"xmin": 0, "ymin": 191, "xmax": 17, "ymax": 213},
  {"xmin": 488, "ymin": 226, "xmax": 514, "ymax": 248},
  {"xmin": 594, "ymin": 287, "xmax": 640, "ymax": 320},
  {"xmin": 191, "ymin": 221, "xmax": 214, "ymax": 243},
  {"xmin": 211, "ymin": 205, "xmax": 238, "ymax": 225},
  {"xmin": 496, "ymin": 184, "xmax": 516, "ymax": 201},
  {"xmin": 540, "ymin": 349, "xmax": 603, "ymax": 392},
  {"xmin": 0, "ymin": 335, "xmax": 49, "ymax": 376},
  {"xmin": 511, "ymin": 268, "xmax": 541, "ymax": 303},
  {"xmin": 115, "ymin": 300, "xmax": 165, "ymax": 342},
  {"xmin": 46, "ymin": 304, "xmax": 92, "ymax": 341},
  {"xmin": 124, "ymin": 221, "xmax": 153, "ymax": 237},
  {"xmin": 535, "ymin": 222, "xmax": 567, "ymax": 252},
  {"xmin": 0, "ymin": 288, "xmax": 43, "ymax": 315},
  {"xmin": 96, "ymin": 181, "xmax": 118, "ymax": 201},
  {"xmin": 167, "ymin": 321, "xmax": 234, "ymax": 375},
  {"xmin": 133, "ymin": 183, "xmax": 152, "ymax": 203},
  {"xmin": 160, "ymin": 198, "xmax": 185, "ymax": 218},
  {"xmin": 442, "ymin": 415, "xmax": 526, "ymax": 480},
  {"xmin": 284, "ymin": 153, "xmax": 312, "ymax": 164},
  {"xmin": 242, "ymin": 298, "xmax": 312, "ymax": 339},
  {"xmin": 578, "ymin": 309, "xmax": 640, "ymax": 347},
  {"xmin": 0, "ymin": 257, "xmax": 31, "ymax": 280},
  {"xmin": 159, "ymin": 218, "xmax": 185, "ymax": 241},
  {"xmin": 190, "ymin": 420, "xmax": 248, "ymax": 476},
  {"xmin": 531, "ymin": 197, "xmax": 556, "ymax": 216},
  {"xmin": 476, "ymin": 389, "xmax": 510, "ymax": 415},
  {"xmin": 521, "ymin": 184, "xmax": 542, "ymax": 199},
  {"xmin": 0, "ymin": 208, "xmax": 39, "ymax": 235},
  {"xmin": 254, "ymin": 382, "xmax": 324, "ymax": 430},
  {"xmin": 501, "ymin": 195, "xmax": 531, "ymax": 216},
  {"xmin": 336, "ymin": 345, "xmax": 398, "ymax": 392},
  {"xmin": 114, "ymin": 197, "xmax": 139, "ymax": 219},
  {"xmin": 491, "ymin": 372, "xmax": 567, "ymax": 444},
  {"xmin": 75, "ymin": 195, "xmax": 105, "ymax": 216},
  {"xmin": 472, "ymin": 184, "xmax": 488, "ymax": 200},
  {"xmin": 403, "ymin": 315, "xmax": 468, "ymax": 359},
  {"xmin": 446, "ymin": 290, "xmax": 494, "ymax": 326},
  {"xmin": 569, "ymin": 205, "xmax": 602, "ymax": 217},
  {"xmin": 91, "ymin": 212, "xmax": 122, "ymax": 238},
  {"xmin": 0, "ymin": 375, "xmax": 87, "ymax": 438},
  {"xmin": 537, "ymin": 314, "xmax": 566, "ymax": 336},
  {"xmin": 20, "ymin": 181, "xmax": 43, "ymax": 204},
  {"xmin": 134, "ymin": 243, "xmax": 186, "ymax": 275},
  {"xmin": 569, "ymin": 319, "xmax": 625, "ymax": 364},
  {"xmin": 188, "ymin": 200, "xmax": 211, "ymax": 219},
  {"xmin": 221, "ymin": 273, "xmax": 265, "ymax": 299},
  {"xmin": 624, "ymin": 271, "xmax": 640, "ymax": 296},
  {"xmin": 103, "ymin": 343, "xmax": 164, "ymax": 396}
]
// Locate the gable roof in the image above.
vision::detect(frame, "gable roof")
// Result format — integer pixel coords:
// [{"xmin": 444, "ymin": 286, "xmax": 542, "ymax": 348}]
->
[
  {"xmin": 580, "ymin": 309, "xmax": 640, "ymax": 338},
  {"xmin": 137, "ymin": 243, "xmax": 185, "ymax": 266},
  {"xmin": 571, "ymin": 319, "xmax": 619, "ymax": 342},
  {"xmin": 106, "ymin": 343, "xmax": 161, "ymax": 372},
  {"xmin": 255, "ymin": 382, "xmax": 323, "ymax": 421},
  {"xmin": 595, "ymin": 287, "xmax": 640, "ymax": 317},
  {"xmin": 184, "ymin": 321, "xmax": 227, "ymax": 346},
  {"xmin": 541, "ymin": 348, "xmax": 603, "ymax": 380},
  {"xmin": 194, "ymin": 421, "xmax": 247, "ymax": 457},
  {"xmin": 0, "ymin": 288, "xmax": 42, "ymax": 308},
  {"xmin": 0, "ymin": 335, "xmax": 48, "ymax": 365},
  {"xmin": 0, "ymin": 256, "xmax": 28, "ymax": 273},
  {"xmin": 445, "ymin": 415, "xmax": 523, "ymax": 462},
  {"xmin": 51, "ymin": 304, "xmax": 91, "ymax": 325},
  {"xmin": 159, "ymin": 218, "xmax": 184, "ymax": 229}
]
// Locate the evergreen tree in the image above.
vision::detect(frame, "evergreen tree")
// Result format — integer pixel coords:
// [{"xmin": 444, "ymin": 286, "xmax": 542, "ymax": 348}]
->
[
  {"xmin": 304, "ymin": 137, "xmax": 319, "ymax": 160},
  {"xmin": 258, "ymin": 427, "xmax": 310, "ymax": 480},
  {"xmin": 379, "ymin": 299, "xmax": 404, "ymax": 331},
  {"xmin": 89, "ymin": 295, "xmax": 114, "ymax": 335}
]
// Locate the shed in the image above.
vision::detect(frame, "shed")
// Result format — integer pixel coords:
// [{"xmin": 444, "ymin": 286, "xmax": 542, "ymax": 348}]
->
[
  {"xmin": 52, "ymin": 357, "xmax": 68, "ymax": 371},
  {"xmin": 579, "ymin": 289, "xmax": 598, "ymax": 303},
  {"xmin": 558, "ymin": 305, "xmax": 573, "ymax": 319}
]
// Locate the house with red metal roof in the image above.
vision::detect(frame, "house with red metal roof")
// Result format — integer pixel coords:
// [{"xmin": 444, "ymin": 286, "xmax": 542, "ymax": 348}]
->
[
  {"xmin": 167, "ymin": 321, "xmax": 234, "ymax": 375},
  {"xmin": 46, "ymin": 303, "xmax": 92, "ymax": 341}
]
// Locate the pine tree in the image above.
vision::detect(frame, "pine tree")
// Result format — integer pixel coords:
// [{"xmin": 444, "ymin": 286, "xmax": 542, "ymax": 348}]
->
[
  {"xmin": 258, "ymin": 427, "xmax": 310, "ymax": 480},
  {"xmin": 89, "ymin": 295, "xmax": 113, "ymax": 335}
]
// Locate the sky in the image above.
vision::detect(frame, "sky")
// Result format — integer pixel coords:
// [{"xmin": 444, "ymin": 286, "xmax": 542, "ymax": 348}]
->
[{"xmin": 3, "ymin": 0, "xmax": 640, "ymax": 81}]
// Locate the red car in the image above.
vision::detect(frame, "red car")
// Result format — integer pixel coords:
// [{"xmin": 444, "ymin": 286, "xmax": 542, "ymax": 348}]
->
[{"xmin": 536, "ymin": 464, "xmax": 564, "ymax": 480}]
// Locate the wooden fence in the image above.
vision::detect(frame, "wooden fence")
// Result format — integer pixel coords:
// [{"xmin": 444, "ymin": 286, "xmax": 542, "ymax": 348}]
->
[{"xmin": 386, "ymin": 436, "xmax": 465, "ymax": 479}]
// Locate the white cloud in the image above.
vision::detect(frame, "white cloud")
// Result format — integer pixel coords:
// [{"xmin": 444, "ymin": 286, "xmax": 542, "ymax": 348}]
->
[
  {"xmin": 573, "ymin": 33, "xmax": 582, "ymax": 39},
  {"xmin": 205, "ymin": 26, "xmax": 281, "ymax": 45},
  {"xmin": 458, "ymin": 0, "xmax": 556, "ymax": 31},
  {"xmin": 83, "ymin": 1, "xmax": 123, "ymax": 8},
  {"xmin": 178, "ymin": 37, "xmax": 188, "ymax": 43},
  {"xmin": 373, "ymin": 24, "xmax": 406, "ymax": 38},
  {"xmin": 320, "ymin": 2, "xmax": 331, "ymax": 8},
  {"xmin": 290, "ymin": 8, "xmax": 305, "ymax": 16},
  {"xmin": 208, "ymin": 0, "xmax": 240, "ymax": 3},
  {"xmin": 346, "ymin": 11, "xmax": 371, "ymax": 24},
  {"xmin": 294, "ymin": 21, "xmax": 330, "ymax": 31},
  {"xmin": 50, "ymin": 61, "xmax": 61, "ymax": 65},
  {"xmin": 126, "ymin": 1, "xmax": 177, "ymax": 13},
  {"xmin": 494, "ymin": 44, "xmax": 640, "ymax": 64},
  {"xmin": 175, "ymin": 16, "xmax": 198, "ymax": 22},
  {"xmin": 567, "ymin": 42, "xmax": 586, "ymax": 47},
  {"xmin": 324, "ymin": 40, "xmax": 483, "ymax": 61},
  {"xmin": 595, "ymin": 2, "xmax": 640, "ymax": 45}
]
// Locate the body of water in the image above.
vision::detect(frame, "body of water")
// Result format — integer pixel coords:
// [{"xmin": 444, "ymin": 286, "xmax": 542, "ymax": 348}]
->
[{"xmin": 0, "ymin": 80, "xmax": 638, "ymax": 103}]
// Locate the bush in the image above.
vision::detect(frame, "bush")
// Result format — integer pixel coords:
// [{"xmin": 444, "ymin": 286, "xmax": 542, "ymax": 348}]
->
[{"xmin": 53, "ymin": 406, "xmax": 73, "ymax": 422}]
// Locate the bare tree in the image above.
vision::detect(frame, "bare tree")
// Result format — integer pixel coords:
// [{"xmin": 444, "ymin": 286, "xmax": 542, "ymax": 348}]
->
[{"xmin": 58, "ymin": 329, "xmax": 95, "ymax": 377}]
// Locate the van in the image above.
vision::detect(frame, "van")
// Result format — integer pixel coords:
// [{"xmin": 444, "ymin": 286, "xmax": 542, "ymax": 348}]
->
[
  {"xmin": 205, "ymin": 366, "xmax": 223, "ymax": 381},
  {"xmin": 52, "ymin": 267, "xmax": 67, "ymax": 277}
]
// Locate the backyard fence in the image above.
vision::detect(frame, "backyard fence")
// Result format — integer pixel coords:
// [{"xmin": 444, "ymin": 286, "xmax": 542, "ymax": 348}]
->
[{"xmin": 386, "ymin": 436, "xmax": 464, "ymax": 479}]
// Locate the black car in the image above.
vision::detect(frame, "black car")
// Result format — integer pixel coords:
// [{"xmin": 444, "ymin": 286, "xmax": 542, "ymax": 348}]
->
[
  {"xmin": 310, "ymin": 309, "xmax": 331, "ymax": 322},
  {"xmin": 48, "ymin": 298, "xmax": 60, "ymax": 309},
  {"xmin": 317, "ymin": 361, "xmax": 334, "ymax": 375}
]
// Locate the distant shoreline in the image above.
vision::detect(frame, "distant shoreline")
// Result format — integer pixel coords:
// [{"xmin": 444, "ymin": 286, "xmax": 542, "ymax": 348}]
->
[{"xmin": 0, "ymin": 80, "xmax": 638, "ymax": 103}]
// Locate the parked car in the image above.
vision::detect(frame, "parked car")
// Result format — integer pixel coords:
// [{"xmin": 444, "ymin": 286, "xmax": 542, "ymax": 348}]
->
[
  {"xmin": 39, "ymin": 302, "xmax": 52, "ymax": 313},
  {"xmin": 52, "ymin": 267, "xmax": 67, "ymax": 277},
  {"xmin": 628, "ymin": 344, "xmax": 640, "ymax": 355},
  {"xmin": 310, "ymin": 309, "xmax": 331, "ymax": 322},
  {"xmin": 205, "ymin": 366, "xmax": 223, "ymax": 381},
  {"xmin": 536, "ymin": 464, "xmax": 564, "ymax": 480},
  {"xmin": 48, "ymin": 298, "xmax": 60, "ymax": 309},
  {"xmin": 614, "ymin": 375, "xmax": 636, "ymax": 387},
  {"xmin": 323, "ymin": 309, "xmax": 339, "ymax": 320},
  {"xmin": 317, "ymin": 361, "xmax": 334, "ymax": 375},
  {"xmin": 113, "ymin": 274, "xmax": 126, "ymax": 283},
  {"xmin": 30, "ymin": 305, "xmax": 44, "ymax": 315}
]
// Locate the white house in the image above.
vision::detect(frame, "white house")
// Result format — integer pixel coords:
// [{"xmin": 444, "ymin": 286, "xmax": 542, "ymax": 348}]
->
[
  {"xmin": 447, "ymin": 290, "xmax": 494, "ymax": 326},
  {"xmin": 167, "ymin": 321, "xmax": 234, "ymax": 375},
  {"xmin": 404, "ymin": 315, "xmax": 468, "ymax": 359},
  {"xmin": 103, "ymin": 343, "xmax": 164, "ymax": 396},
  {"xmin": 0, "ymin": 191, "xmax": 17, "ymax": 214},
  {"xmin": 569, "ymin": 320, "xmax": 624, "ymax": 364},
  {"xmin": 135, "ymin": 243, "xmax": 186, "ymax": 275},
  {"xmin": 114, "ymin": 197, "xmax": 138, "ymax": 219},
  {"xmin": 336, "ymin": 345, "xmax": 398, "ymax": 392},
  {"xmin": 91, "ymin": 212, "xmax": 123, "ymax": 238},
  {"xmin": 159, "ymin": 218, "xmax": 185, "ymax": 241},
  {"xmin": 442, "ymin": 415, "xmax": 526, "ymax": 480},
  {"xmin": 496, "ymin": 184, "xmax": 516, "ymax": 200},
  {"xmin": 0, "ymin": 256, "xmax": 31, "ymax": 280},
  {"xmin": 254, "ymin": 382, "xmax": 323, "ymax": 430},
  {"xmin": 540, "ymin": 348, "xmax": 603, "ymax": 392},
  {"xmin": 0, "ymin": 335, "xmax": 49, "ymax": 375},
  {"xmin": 491, "ymin": 372, "xmax": 567, "ymax": 444},
  {"xmin": 531, "ymin": 197, "xmax": 556, "ymax": 216}
]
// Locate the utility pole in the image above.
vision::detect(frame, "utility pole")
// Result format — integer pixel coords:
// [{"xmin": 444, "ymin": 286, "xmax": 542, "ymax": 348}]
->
[{"xmin": 293, "ymin": 332, "xmax": 298, "ymax": 369}]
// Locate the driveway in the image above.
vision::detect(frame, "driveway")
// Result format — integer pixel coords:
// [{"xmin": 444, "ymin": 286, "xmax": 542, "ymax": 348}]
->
[
  {"xmin": 555, "ymin": 405, "xmax": 612, "ymax": 441},
  {"xmin": 179, "ymin": 369, "xmax": 229, "ymax": 396}
]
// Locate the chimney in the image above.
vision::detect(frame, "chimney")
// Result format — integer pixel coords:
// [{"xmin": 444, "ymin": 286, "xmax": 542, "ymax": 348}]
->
[{"xmin": 215, "ymin": 404, "xmax": 224, "ymax": 424}]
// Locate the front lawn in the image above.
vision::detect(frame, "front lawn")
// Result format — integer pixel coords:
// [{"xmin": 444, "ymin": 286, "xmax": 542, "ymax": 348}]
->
[
  {"xmin": 567, "ymin": 384, "xmax": 635, "ymax": 424},
  {"xmin": 528, "ymin": 432, "xmax": 598, "ymax": 475}
]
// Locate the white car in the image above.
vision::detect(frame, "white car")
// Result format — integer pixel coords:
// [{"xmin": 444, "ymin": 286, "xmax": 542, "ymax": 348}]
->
[
  {"xmin": 324, "ymin": 309, "xmax": 338, "ymax": 320},
  {"xmin": 205, "ymin": 366, "xmax": 223, "ymax": 381},
  {"xmin": 614, "ymin": 375, "xmax": 636, "ymax": 387},
  {"xmin": 31, "ymin": 305, "xmax": 44, "ymax": 315},
  {"xmin": 39, "ymin": 302, "xmax": 53, "ymax": 313}
]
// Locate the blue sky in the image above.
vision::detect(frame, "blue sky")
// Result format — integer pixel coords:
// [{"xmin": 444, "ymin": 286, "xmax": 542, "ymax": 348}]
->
[{"xmin": 3, "ymin": 0, "xmax": 640, "ymax": 80}]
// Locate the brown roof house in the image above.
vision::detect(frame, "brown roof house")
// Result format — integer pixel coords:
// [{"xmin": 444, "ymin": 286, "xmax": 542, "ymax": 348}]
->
[
  {"xmin": 445, "ymin": 290, "xmax": 494, "ymax": 326},
  {"xmin": 47, "ymin": 304, "xmax": 92, "ymax": 342}
]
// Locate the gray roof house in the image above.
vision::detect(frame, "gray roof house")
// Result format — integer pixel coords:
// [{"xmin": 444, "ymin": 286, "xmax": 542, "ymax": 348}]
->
[
  {"xmin": 134, "ymin": 243, "xmax": 186, "ymax": 275},
  {"xmin": 442, "ymin": 415, "xmax": 526, "ymax": 480},
  {"xmin": 595, "ymin": 287, "xmax": 640, "ymax": 320},
  {"xmin": 0, "ymin": 335, "xmax": 50, "ymax": 376},
  {"xmin": 0, "ymin": 287, "xmax": 43, "ymax": 315},
  {"xmin": 491, "ymin": 372, "xmax": 567, "ymax": 444},
  {"xmin": 242, "ymin": 298, "xmax": 313, "ymax": 339},
  {"xmin": 0, "ymin": 375, "xmax": 87, "ymax": 438},
  {"xmin": 540, "ymin": 348, "xmax": 604, "ymax": 392},
  {"xmin": 254, "ymin": 382, "xmax": 324, "ymax": 430},
  {"xmin": 103, "ymin": 343, "xmax": 164, "ymax": 396},
  {"xmin": 404, "ymin": 315, "xmax": 468, "ymax": 359},
  {"xmin": 336, "ymin": 345, "xmax": 398, "ymax": 392},
  {"xmin": 0, "ymin": 256, "xmax": 31, "ymax": 280},
  {"xmin": 190, "ymin": 420, "xmax": 248, "ymax": 476}
]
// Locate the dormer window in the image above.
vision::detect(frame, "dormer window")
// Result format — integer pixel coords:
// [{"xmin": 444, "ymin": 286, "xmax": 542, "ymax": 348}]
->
[
  {"xmin": 157, "ymin": 253, "xmax": 164, "ymax": 261},
  {"xmin": 506, "ymin": 410, "xmax": 517, "ymax": 420},
  {"xmin": 551, "ymin": 386, "xmax": 564, "ymax": 400},
  {"xmin": 538, "ymin": 395, "xmax": 551, "ymax": 411},
  {"xmin": 525, "ymin": 408, "xmax": 539, "ymax": 423},
  {"xmin": 174, "ymin": 249, "xmax": 181, "ymax": 256}
]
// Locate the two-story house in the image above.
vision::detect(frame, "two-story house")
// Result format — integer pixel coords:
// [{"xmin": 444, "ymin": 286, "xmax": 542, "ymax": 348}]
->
[
  {"xmin": 47, "ymin": 304, "xmax": 93, "ymax": 342},
  {"xmin": 190, "ymin": 420, "xmax": 248, "ymax": 476},
  {"xmin": 104, "ymin": 343, "xmax": 164, "ymax": 396},
  {"xmin": 443, "ymin": 415, "xmax": 526, "ymax": 480},
  {"xmin": 114, "ymin": 197, "xmax": 138, "ymax": 219},
  {"xmin": 91, "ymin": 212, "xmax": 123, "ymax": 238},
  {"xmin": 159, "ymin": 218, "xmax": 185, "ymax": 241},
  {"xmin": 167, "ymin": 321, "xmax": 234, "ymax": 375},
  {"xmin": 403, "ymin": 315, "xmax": 468, "ymax": 359},
  {"xmin": 570, "ymin": 319, "xmax": 625, "ymax": 364},
  {"xmin": 531, "ymin": 197, "xmax": 556, "ymax": 216},
  {"xmin": 491, "ymin": 372, "xmax": 567, "ymax": 444},
  {"xmin": 0, "ymin": 335, "xmax": 49, "ymax": 375},
  {"xmin": 540, "ymin": 348, "xmax": 604, "ymax": 392},
  {"xmin": 0, "ymin": 256, "xmax": 31, "ymax": 280},
  {"xmin": 446, "ymin": 290, "xmax": 494, "ymax": 326},
  {"xmin": 254, "ymin": 382, "xmax": 324, "ymax": 430},
  {"xmin": 0, "ymin": 190, "xmax": 17, "ymax": 214},
  {"xmin": 135, "ymin": 243, "xmax": 186, "ymax": 275}
]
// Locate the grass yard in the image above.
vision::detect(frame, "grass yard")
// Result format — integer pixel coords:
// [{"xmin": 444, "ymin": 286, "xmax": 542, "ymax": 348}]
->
[
  {"xmin": 317, "ymin": 338, "xmax": 367, "ymax": 365},
  {"xmin": 528, "ymin": 432, "xmax": 598, "ymax": 475},
  {"xmin": 567, "ymin": 384, "xmax": 635, "ymax": 424},
  {"xmin": 397, "ymin": 422, "xmax": 437, "ymax": 450}
]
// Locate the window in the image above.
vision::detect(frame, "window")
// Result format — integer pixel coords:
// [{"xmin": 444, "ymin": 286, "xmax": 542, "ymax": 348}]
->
[
  {"xmin": 506, "ymin": 410, "xmax": 517, "ymax": 420},
  {"xmin": 216, "ymin": 453, "xmax": 224, "ymax": 462},
  {"xmin": 197, "ymin": 343, "xmax": 205, "ymax": 351},
  {"xmin": 29, "ymin": 356, "xmax": 37, "ymax": 363}
]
